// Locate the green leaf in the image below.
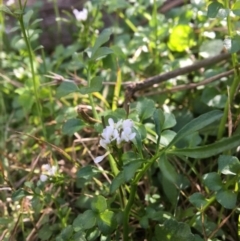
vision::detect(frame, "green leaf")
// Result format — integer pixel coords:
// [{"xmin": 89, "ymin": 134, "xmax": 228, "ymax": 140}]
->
[
  {"xmin": 201, "ymin": 87, "xmax": 227, "ymax": 108},
  {"xmin": 207, "ymin": 1, "xmax": 223, "ymax": 18},
  {"xmin": 97, "ymin": 210, "xmax": 115, "ymax": 235},
  {"xmin": 56, "ymin": 81, "xmax": 79, "ymax": 98},
  {"xmin": 153, "ymin": 109, "xmax": 165, "ymax": 145},
  {"xmin": 91, "ymin": 47, "xmax": 113, "ymax": 61},
  {"xmin": 38, "ymin": 224, "xmax": 53, "ymax": 240},
  {"xmin": 136, "ymin": 98, "xmax": 156, "ymax": 121},
  {"xmin": 110, "ymin": 172, "xmax": 125, "ymax": 194},
  {"xmin": 168, "ymin": 25, "xmax": 195, "ymax": 52},
  {"xmin": 91, "ymin": 195, "xmax": 108, "ymax": 213},
  {"xmin": 56, "ymin": 225, "xmax": 74, "ymax": 240},
  {"xmin": 154, "ymin": 219, "xmax": 196, "ymax": 241},
  {"xmin": 160, "ymin": 130, "xmax": 176, "ymax": 146},
  {"xmin": 203, "ymin": 172, "xmax": 223, "ymax": 191},
  {"xmin": 23, "ymin": 10, "xmax": 34, "ymax": 28},
  {"xmin": 73, "ymin": 210, "xmax": 97, "ymax": 231},
  {"xmin": 189, "ymin": 193, "xmax": 208, "ymax": 209},
  {"xmin": 62, "ymin": 118, "xmax": 85, "ymax": 135},
  {"xmin": 167, "ymin": 110, "xmax": 223, "ymax": 149},
  {"xmin": 79, "ymin": 76, "xmax": 103, "ymax": 94},
  {"xmin": 218, "ymin": 155, "xmax": 240, "ymax": 175},
  {"xmin": 158, "ymin": 154, "xmax": 178, "ymax": 185},
  {"xmin": 123, "ymin": 159, "xmax": 142, "ymax": 181},
  {"xmin": 199, "ymin": 40, "xmax": 223, "ymax": 58},
  {"xmin": 0, "ymin": 5, "xmax": 14, "ymax": 15},
  {"xmin": 162, "ymin": 112, "xmax": 176, "ymax": 130},
  {"xmin": 232, "ymin": 1, "xmax": 240, "ymax": 16},
  {"xmin": 216, "ymin": 189, "xmax": 237, "ymax": 209},
  {"xmin": 91, "ymin": 29, "xmax": 112, "ymax": 57},
  {"xmin": 168, "ymin": 134, "xmax": 240, "ymax": 159},
  {"xmin": 230, "ymin": 35, "xmax": 240, "ymax": 54},
  {"xmin": 77, "ymin": 166, "xmax": 99, "ymax": 179},
  {"xmin": 12, "ymin": 189, "xmax": 26, "ymax": 202}
]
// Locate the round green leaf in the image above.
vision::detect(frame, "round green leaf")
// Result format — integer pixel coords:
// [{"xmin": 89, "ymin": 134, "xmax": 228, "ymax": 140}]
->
[
  {"xmin": 199, "ymin": 40, "xmax": 223, "ymax": 58},
  {"xmin": 97, "ymin": 210, "xmax": 116, "ymax": 235},
  {"xmin": 62, "ymin": 118, "xmax": 85, "ymax": 135},
  {"xmin": 203, "ymin": 172, "xmax": 223, "ymax": 191},
  {"xmin": 207, "ymin": 1, "xmax": 224, "ymax": 18},
  {"xmin": 216, "ymin": 189, "xmax": 237, "ymax": 209},
  {"xmin": 73, "ymin": 210, "xmax": 97, "ymax": 231},
  {"xmin": 189, "ymin": 193, "xmax": 208, "ymax": 209},
  {"xmin": 56, "ymin": 81, "xmax": 79, "ymax": 98},
  {"xmin": 162, "ymin": 112, "xmax": 176, "ymax": 130},
  {"xmin": 136, "ymin": 98, "xmax": 156, "ymax": 121},
  {"xmin": 91, "ymin": 195, "xmax": 108, "ymax": 213},
  {"xmin": 218, "ymin": 155, "xmax": 240, "ymax": 175}
]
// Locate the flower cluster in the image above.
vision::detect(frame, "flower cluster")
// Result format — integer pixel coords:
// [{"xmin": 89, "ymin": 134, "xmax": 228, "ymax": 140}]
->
[
  {"xmin": 73, "ymin": 8, "xmax": 88, "ymax": 22},
  {"xmin": 40, "ymin": 164, "xmax": 57, "ymax": 182},
  {"xmin": 94, "ymin": 118, "xmax": 136, "ymax": 163}
]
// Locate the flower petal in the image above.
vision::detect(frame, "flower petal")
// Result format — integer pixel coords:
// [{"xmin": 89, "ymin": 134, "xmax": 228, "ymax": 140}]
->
[
  {"xmin": 40, "ymin": 174, "xmax": 48, "ymax": 182},
  {"xmin": 94, "ymin": 155, "xmax": 106, "ymax": 163}
]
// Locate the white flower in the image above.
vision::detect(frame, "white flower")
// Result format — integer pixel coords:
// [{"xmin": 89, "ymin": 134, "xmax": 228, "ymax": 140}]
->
[
  {"xmin": 120, "ymin": 127, "xmax": 136, "ymax": 142},
  {"xmin": 40, "ymin": 174, "xmax": 48, "ymax": 182},
  {"xmin": 40, "ymin": 164, "xmax": 58, "ymax": 182},
  {"xmin": 6, "ymin": 0, "xmax": 14, "ymax": 6},
  {"xmin": 100, "ymin": 125, "xmax": 118, "ymax": 149},
  {"xmin": 94, "ymin": 118, "xmax": 136, "ymax": 163},
  {"xmin": 223, "ymin": 38, "xmax": 231, "ymax": 51},
  {"xmin": 73, "ymin": 8, "xmax": 88, "ymax": 21},
  {"xmin": 94, "ymin": 152, "xmax": 109, "ymax": 164}
]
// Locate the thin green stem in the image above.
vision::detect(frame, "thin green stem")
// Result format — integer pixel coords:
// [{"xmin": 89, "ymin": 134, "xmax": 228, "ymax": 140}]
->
[
  {"xmin": 17, "ymin": 1, "xmax": 46, "ymax": 138},
  {"xmin": 218, "ymin": 0, "xmax": 239, "ymax": 139},
  {"xmin": 123, "ymin": 184, "xmax": 137, "ymax": 241},
  {"xmin": 122, "ymin": 152, "xmax": 162, "ymax": 240},
  {"xmin": 87, "ymin": 67, "xmax": 99, "ymax": 120}
]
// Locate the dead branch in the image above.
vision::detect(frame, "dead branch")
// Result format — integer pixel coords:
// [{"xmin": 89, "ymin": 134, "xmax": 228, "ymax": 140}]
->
[{"xmin": 124, "ymin": 52, "xmax": 232, "ymax": 105}]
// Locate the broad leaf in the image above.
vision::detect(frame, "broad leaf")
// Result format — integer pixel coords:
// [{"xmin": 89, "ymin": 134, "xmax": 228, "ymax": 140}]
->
[
  {"xmin": 153, "ymin": 109, "xmax": 165, "ymax": 146},
  {"xmin": 73, "ymin": 210, "xmax": 97, "ymax": 231},
  {"xmin": 136, "ymin": 98, "xmax": 156, "ymax": 121},
  {"xmin": 123, "ymin": 159, "xmax": 142, "ymax": 181},
  {"xmin": 158, "ymin": 154, "xmax": 178, "ymax": 185},
  {"xmin": 154, "ymin": 219, "xmax": 196, "ymax": 241},
  {"xmin": 162, "ymin": 112, "xmax": 176, "ymax": 130},
  {"xmin": 62, "ymin": 118, "xmax": 85, "ymax": 135},
  {"xmin": 91, "ymin": 29, "xmax": 112, "ymax": 57},
  {"xmin": 97, "ymin": 210, "xmax": 116, "ymax": 235},
  {"xmin": 167, "ymin": 110, "xmax": 223, "ymax": 149},
  {"xmin": 79, "ymin": 76, "xmax": 103, "ymax": 94},
  {"xmin": 91, "ymin": 47, "xmax": 113, "ymax": 61},
  {"xmin": 77, "ymin": 166, "xmax": 100, "ymax": 180},
  {"xmin": 207, "ymin": 1, "xmax": 223, "ymax": 18},
  {"xmin": 189, "ymin": 193, "xmax": 208, "ymax": 209},
  {"xmin": 56, "ymin": 81, "xmax": 79, "ymax": 98},
  {"xmin": 216, "ymin": 189, "xmax": 237, "ymax": 209},
  {"xmin": 218, "ymin": 155, "xmax": 240, "ymax": 175},
  {"xmin": 203, "ymin": 172, "xmax": 223, "ymax": 191},
  {"xmin": 110, "ymin": 172, "xmax": 125, "ymax": 194},
  {"xmin": 91, "ymin": 195, "xmax": 108, "ymax": 213}
]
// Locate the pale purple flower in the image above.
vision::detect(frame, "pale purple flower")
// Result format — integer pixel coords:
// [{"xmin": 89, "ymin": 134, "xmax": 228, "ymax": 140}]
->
[
  {"xmin": 40, "ymin": 164, "xmax": 58, "ymax": 182},
  {"xmin": 40, "ymin": 174, "xmax": 48, "ymax": 182},
  {"xmin": 73, "ymin": 8, "xmax": 88, "ymax": 21}
]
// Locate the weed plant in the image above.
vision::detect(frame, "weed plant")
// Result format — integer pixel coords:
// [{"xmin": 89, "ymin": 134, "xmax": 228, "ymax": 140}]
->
[{"xmin": 0, "ymin": 0, "xmax": 240, "ymax": 240}]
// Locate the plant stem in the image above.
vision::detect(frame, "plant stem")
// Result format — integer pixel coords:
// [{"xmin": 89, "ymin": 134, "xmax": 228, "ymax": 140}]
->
[
  {"xmin": 87, "ymin": 66, "xmax": 99, "ymax": 120},
  {"xmin": 123, "ymin": 152, "xmax": 162, "ymax": 240},
  {"xmin": 218, "ymin": 0, "xmax": 239, "ymax": 139},
  {"xmin": 123, "ymin": 184, "xmax": 137, "ymax": 241},
  {"xmin": 17, "ymin": 1, "xmax": 46, "ymax": 138}
]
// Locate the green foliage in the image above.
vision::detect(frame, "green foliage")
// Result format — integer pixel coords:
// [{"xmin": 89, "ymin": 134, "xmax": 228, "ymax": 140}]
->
[{"xmin": 2, "ymin": 0, "xmax": 240, "ymax": 240}]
